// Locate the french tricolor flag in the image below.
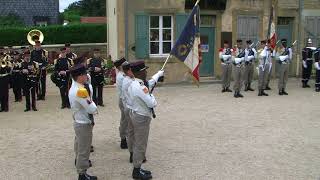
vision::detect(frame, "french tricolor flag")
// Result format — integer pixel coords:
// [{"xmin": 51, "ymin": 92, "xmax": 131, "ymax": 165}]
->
[{"xmin": 170, "ymin": 4, "xmax": 201, "ymax": 83}]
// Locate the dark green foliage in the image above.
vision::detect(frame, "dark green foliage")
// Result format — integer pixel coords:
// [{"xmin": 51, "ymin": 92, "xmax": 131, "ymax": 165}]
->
[
  {"xmin": 0, "ymin": 13, "xmax": 25, "ymax": 27},
  {"xmin": 0, "ymin": 24, "xmax": 107, "ymax": 46},
  {"xmin": 62, "ymin": 0, "xmax": 106, "ymax": 23}
]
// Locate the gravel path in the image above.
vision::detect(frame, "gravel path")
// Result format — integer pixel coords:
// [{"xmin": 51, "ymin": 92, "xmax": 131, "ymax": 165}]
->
[{"xmin": 0, "ymin": 78, "xmax": 319, "ymax": 180}]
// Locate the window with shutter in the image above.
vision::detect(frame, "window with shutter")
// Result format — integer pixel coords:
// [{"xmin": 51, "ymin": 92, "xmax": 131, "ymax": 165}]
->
[{"xmin": 135, "ymin": 13, "xmax": 149, "ymax": 59}]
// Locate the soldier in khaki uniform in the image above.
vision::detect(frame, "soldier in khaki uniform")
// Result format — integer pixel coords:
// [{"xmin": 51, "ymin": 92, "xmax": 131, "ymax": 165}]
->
[
  {"xmin": 114, "ymin": 58, "xmax": 128, "ymax": 149},
  {"xmin": 219, "ymin": 41, "xmax": 233, "ymax": 93},
  {"xmin": 128, "ymin": 61, "xmax": 163, "ymax": 180},
  {"xmin": 69, "ymin": 64, "xmax": 98, "ymax": 180},
  {"xmin": 233, "ymin": 39, "xmax": 245, "ymax": 98},
  {"xmin": 276, "ymin": 39, "xmax": 292, "ymax": 95},
  {"xmin": 244, "ymin": 40, "xmax": 257, "ymax": 91},
  {"xmin": 257, "ymin": 40, "xmax": 272, "ymax": 96}
]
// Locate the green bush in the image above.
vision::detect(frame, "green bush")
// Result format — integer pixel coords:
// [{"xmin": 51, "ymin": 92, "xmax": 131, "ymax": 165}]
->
[
  {"xmin": 0, "ymin": 14, "xmax": 25, "ymax": 27},
  {"xmin": 0, "ymin": 24, "xmax": 107, "ymax": 46}
]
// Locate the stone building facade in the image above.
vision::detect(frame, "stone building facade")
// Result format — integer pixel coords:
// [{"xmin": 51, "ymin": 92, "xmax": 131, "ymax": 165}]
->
[
  {"xmin": 0, "ymin": 0, "xmax": 59, "ymax": 26},
  {"xmin": 107, "ymin": 0, "xmax": 320, "ymax": 83}
]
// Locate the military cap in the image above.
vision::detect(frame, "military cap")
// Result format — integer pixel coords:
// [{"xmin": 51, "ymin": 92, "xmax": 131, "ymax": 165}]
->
[
  {"xmin": 35, "ymin": 40, "xmax": 41, "ymax": 44},
  {"xmin": 122, "ymin": 61, "xmax": 131, "ymax": 71},
  {"xmin": 281, "ymin": 39, "xmax": 287, "ymax": 43},
  {"xmin": 223, "ymin": 40, "xmax": 229, "ymax": 44},
  {"xmin": 60, "ymin": 47, "xmax": 66, "ymax": 51},
  {"xmin": 65, "ymin": 43, "xmax": 71, "ymax": 47},
  {"xmin": 130, "ymin": 61, "xmax": 148, "ymax": 73},
  {"xmin": 236, "ymin": 39, "xmax": 243, "ymax": 43},
  {"xmin": 114, "ymin": 58, "xmax": 126, "ymax": 67},
  {"xmin": 70, "ymin": 64, "xmax": 87, "ymax": 78},
  {"xmin": 260, "ymin": 40, "xmax": 267, "ymax": 44},
  {"xmin": 246, "ymin": 40, "xmax": 252, "ymax": 44}
]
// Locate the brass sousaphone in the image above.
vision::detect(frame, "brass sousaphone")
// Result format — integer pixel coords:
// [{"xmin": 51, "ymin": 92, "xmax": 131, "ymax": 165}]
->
[{"xmin": 27, "ymin": 29, "xmax": 44, "ymax": 45}]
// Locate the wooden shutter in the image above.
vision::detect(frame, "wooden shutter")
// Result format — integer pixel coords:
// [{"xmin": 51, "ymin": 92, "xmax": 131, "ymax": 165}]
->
[
  {"xmin": 135, "ymin": 13, "xmax": 149, "ymax": 59},
  {"xmin": 175, "ymin": 13, "xmax": 189, "ymax": 42}
]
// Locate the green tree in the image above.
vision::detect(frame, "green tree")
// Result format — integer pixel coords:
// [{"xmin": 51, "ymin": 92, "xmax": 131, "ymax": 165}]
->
[{"xmin": 62, "ymin": 0, "xmax": 106, "ymax": 23}]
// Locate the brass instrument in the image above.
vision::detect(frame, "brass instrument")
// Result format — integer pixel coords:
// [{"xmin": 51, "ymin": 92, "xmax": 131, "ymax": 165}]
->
[
  {"xmin": 1, "ymin": 58, "xmax": 8, "ymax": 68},
  {"xmin": 27, "ymin": 29, "xmax": 44, "ymax": 45}
]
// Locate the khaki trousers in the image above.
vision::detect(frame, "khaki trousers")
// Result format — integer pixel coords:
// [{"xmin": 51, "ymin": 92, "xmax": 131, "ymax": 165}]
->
[
  {"xmin": 221, "ymin": 63, "xmax": 232, "ymax": 89},
  {"xmin": 233, "ymin": 64, "xmax": 244, "ymax": 91},
  {"xmin": 125, "ymin": 106, "xmax": 134, "ymax": 153},
  {"xmin": 74, "ymin": 122, "xmax": 93, "ymax": 174},
  {"xmin": 129, "ymin": 111, "xmax": 151, "ymax": 168},
  {"xmin": 119, "ymin": 99, "xmax": 128, "ymax": 139},
  {"xmin": 244, "ymin": 63, "xmax": 254, "ymax": 87},
  {"xmin": 258, "ymin": 64, "xmax": 270, "ymax": 90},
  {"xmin": 278, "ymin": 63, "xmax": 289, "ymax": 90}
]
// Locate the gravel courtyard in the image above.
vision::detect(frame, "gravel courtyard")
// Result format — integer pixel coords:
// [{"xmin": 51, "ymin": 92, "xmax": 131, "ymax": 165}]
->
[{"xmin": 0, "ymin": 78, "xmax": 319, "ymax": 180}]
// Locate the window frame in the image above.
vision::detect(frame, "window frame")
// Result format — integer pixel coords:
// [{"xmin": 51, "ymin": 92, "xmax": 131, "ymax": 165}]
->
[{"xmin": 149, "ymin": 15, "xmax": 174, "ymax": 58}]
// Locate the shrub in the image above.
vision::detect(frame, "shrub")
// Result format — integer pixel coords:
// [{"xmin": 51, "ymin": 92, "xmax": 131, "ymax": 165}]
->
[{"xmin": 0, "ymin": 24, "xmax": 107, "ymax": 46}]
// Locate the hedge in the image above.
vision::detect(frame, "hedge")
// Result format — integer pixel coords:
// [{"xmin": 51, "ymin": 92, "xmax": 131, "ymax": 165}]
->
[{"xmin": 0, "ymin": 24, "xmax": 107, "ymax": 46}]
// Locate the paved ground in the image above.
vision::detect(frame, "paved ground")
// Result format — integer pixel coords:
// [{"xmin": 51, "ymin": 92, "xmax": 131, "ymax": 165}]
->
[{"xmin": 0, "ymin": 78, "xmax": 320, "ymax": 180}]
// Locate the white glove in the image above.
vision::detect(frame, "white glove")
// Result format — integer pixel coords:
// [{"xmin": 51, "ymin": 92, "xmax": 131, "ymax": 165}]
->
[
  {"xmin": 279, "ymin": 55, "xmax": 288, "ymax": 62},
  {"xmin": 234, "ymin": 58, "xmax": 242, "ymax": 64},
  {"xmin": 152, "ymin": 70, "xmax": 164, "ymax": 82},
  {"xmin": 247, "ymin": 55, "xmax": 255, "ymax": 62},
  {"xmin": 222, "ymin": 55, "xmax": 231, "ymax": 62},
  {"xmin": 303, "ymin": 60, "xmax": 307, "ymax": 68},
  {"xmin": 315, "ymin": 62, "xmax": 320, "ymax": 70}
]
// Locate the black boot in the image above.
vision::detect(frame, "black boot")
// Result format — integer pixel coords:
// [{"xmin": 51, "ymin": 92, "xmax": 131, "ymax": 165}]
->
[
  {"xmin": 265, "ymin": 86, "xmax": 271, "ymax": 90},
  {"xmin": 258, "ymin": 90, "xmax": 263, "ymax": 96},
  {"xmin": 90, "ymin": 145, "xmax": 94, "ymax": 153},
  {"xmin": 282, "ymin": 89, "xmax": 288, "ymax": 95},
  {"xmin": 279, "ymin": 90, "xmax": 283, "ymax": 96},
  {"xmin": 316, "ymin": 88, "xmax": 320, "ymax": 92},
  {"xmin": 305, "ymin": 84, "xmax": 311, "ymax": 88},
  {"xmin": 226, "ymin": 88, "xmax": 232, "ymax": 92},
  {"xmin": 247, "ymin": 84, "xmax": 254, "ymax": 91},
  {"xmin": 222, "ymin": 88, "xmax": 226, "ymax": 93},
  {"xmin": 121, "ymin": 138, "xmax": 128, "ymax": 149},
  {"xmin": 244, "ymin": 85, "xmax": 248, "ymax": 91},
  {"xmin": 78, "ymin": 173, "xmax": 97, "ymax": 180},
  {"xmin": 234, "ymin": 91, "xmax": 239, "ymax": 98},
  {"xmin": 130, "ymin": 152, "xmax": 133, "ymax": 163},
  {"xmin": 237, "ymin": 91, "xmax": 244, "ymax": 98},
  {"xmin": 262, "ymin": 90, "xmax": 269, "ymax": 96},
  {"xmin": 132, "ymin": 168, "xmax": 152, "ymax": 180},
  {"xmin": 302, "ymin": 82, "xmax": 306, "ymax": 88}
]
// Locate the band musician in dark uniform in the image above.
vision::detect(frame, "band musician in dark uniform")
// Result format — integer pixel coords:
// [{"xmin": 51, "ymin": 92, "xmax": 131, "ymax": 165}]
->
[
  {"xmin": 87, "ymin": 49, "xmax": 106, "ymax": 106},
  {"xmin": 31, "ymin": 40, "xmax": 48, "ymax": 100}
]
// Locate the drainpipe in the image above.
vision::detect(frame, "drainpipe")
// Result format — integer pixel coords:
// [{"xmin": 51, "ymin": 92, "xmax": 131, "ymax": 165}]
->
[
  {"xmin": 124, "ymin": 0, "xmax": 129, "ymax": 60},
  {"xmin": 297, "ymin": 0, "xmax": 303, "ymax": 77}
]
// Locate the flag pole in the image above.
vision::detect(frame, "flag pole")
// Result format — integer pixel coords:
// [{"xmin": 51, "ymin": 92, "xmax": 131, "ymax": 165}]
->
[{"xmin": 160, "ymin": 0, "xmax": 200, "ymax": 71}]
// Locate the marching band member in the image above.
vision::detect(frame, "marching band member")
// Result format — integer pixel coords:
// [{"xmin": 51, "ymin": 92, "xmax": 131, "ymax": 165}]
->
[
  {"xmin": 65, "ymin": 43, "xmax": 78, "ymax": 64},
  {"xmin": 87, "ymin": 49, "xmax": 106, "ymax": 106},
  {"xmin": 31, "ymin": 40, "xmax": 48, "ymax": 100},
  {"xmin": 11, "ymin": 51, "xmax": 23, "ymax": 102},
  {"xmin": 21, "ymin": 51, "xmax": 39, "ymax": 112},
  {"xmin": 54, "ymin": 47, "xmax": 72, "ymax": 109},
  {"xmin": 0, "ymin": 52, "xmax": 12, "ymax": 112}
]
